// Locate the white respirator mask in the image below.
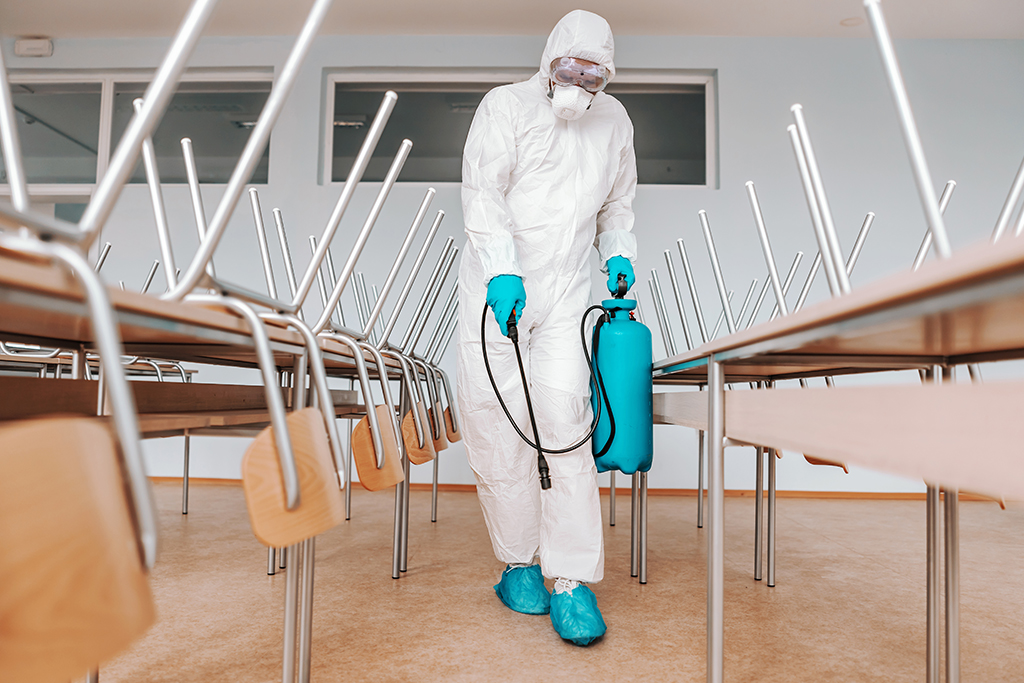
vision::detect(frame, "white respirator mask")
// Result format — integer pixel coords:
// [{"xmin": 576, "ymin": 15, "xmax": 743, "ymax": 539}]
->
[{"xmin": 548, "ymin": 83, "xmax": 595, "ymax": 121}]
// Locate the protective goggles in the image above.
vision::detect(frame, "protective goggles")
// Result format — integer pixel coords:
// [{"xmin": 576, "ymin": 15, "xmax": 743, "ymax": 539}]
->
[{"xmin": 549, "ymin": 57, "xmax": 609, "ymax": 93}]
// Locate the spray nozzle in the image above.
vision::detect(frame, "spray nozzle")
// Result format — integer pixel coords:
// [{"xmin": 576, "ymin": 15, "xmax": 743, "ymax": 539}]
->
[{"xmin": 506, "ymin": 309, "xmax": 519, "ymax": 343}]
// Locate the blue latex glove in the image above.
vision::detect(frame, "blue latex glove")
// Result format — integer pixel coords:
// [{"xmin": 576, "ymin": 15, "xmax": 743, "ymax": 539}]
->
[
  {"xmin": 605, "ymin": 255, "xmax": 635, "ymax": 295},
  {"xmin": 486, "ymin": 274, "xmax": 526, "ymax": 337}
]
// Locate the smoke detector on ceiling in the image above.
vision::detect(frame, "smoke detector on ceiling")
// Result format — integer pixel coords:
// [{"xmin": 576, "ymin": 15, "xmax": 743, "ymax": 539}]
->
[{"xmin": 14, "ymin": 37, "xmax": 53, "ymax": 58}]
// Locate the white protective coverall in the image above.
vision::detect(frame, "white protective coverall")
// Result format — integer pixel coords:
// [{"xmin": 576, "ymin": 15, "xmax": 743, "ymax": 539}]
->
[{"xmin": 456, "ymin": 10, "xmax": 638, "ymax": 584}]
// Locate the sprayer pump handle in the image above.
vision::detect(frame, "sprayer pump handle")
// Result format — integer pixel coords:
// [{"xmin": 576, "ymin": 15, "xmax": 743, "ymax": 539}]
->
[{"xmin": 615, "ymin": 273, "xmax": 628, "ymax": 299}]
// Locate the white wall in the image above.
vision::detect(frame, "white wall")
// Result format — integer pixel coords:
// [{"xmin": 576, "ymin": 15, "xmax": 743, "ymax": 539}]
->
[{"xmin": 6, "ymin": 32, "xmax": 1023, "ymax": 492}]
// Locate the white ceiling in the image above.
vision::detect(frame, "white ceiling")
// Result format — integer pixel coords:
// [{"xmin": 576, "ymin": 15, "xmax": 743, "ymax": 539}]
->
[{"xmin": 0, "ymin": 0, "xmax": 1022, "ymax": 40}]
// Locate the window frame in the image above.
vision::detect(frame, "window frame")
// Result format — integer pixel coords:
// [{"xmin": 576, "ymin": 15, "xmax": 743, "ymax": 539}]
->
[
  {"xmin": 321, "ymin": 66, "xmax": 718, "ymax": 188},
  {"xmin": 0, "ymin": 67, "xmax": 274, "ymax": 204}
]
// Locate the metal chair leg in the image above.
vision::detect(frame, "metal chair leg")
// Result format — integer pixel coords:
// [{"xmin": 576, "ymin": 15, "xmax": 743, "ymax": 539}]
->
[
  {"xmin": 297, "ymin": 538, "xmax": 315, "ymax": 683},
  {"xmin": 86, "ymin": 669, "xmax": 99, "ymax": 683},
  {"xmin": 630, "ymin": 472, "xmax": 639, "ymax": 577},
  {"xmin": 431, "ymin": 452, "xmax": 439, "ymax": 523},
  {"xmin": 181, "ymin": 429, "xmax": 191, "ymax": 514},
  {"xmin": 345, "ymin": 394, "xmax": 353, "ymax": 521},
  {"xmin": 609, "ymin": 470, "xmax": 616, "ymax": 527},
  {"xmin": 639, "ymin": 471, "xmax": 648, "ymax": 584},
  {"xmin": 282, "ymin": 543, "xmax": 300, "ymax": 683},
  {"xmin": 392, "ymin": 472, "xmax": 403, "ymax": 579},
  {"xmin": 268, "ymin": 547, "xmax": 277, "ymax": 576},
  {"xmin": 400, "ymin": 457, "xmax": 410, "ymax": 572}
]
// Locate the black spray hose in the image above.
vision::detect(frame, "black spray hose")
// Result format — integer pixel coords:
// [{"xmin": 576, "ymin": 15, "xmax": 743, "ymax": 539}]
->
[
  {"xmin": 506, "ymin": 313, "xmax": 551, "ymax": 489},
  {"xmin": 480, "ymin": 301, "xmax": 617, "ymax": 490}
]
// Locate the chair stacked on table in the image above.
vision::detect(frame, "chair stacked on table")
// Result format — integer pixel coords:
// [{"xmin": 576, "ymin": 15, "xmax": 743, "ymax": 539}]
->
[{"xmin": 0, "ymin": 0, "xmax": 462, "ymax": 681}]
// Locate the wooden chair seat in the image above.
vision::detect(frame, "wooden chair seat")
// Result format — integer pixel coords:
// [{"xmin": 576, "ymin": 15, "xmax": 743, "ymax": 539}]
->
[
  {"xmin": 402, "ymin": 402, "xmax": 436, "ymax": 465},
  {"xmin": 242, "ymin": 408, "xmax": 345, "ymax": 548},
  {"xmin": 0, "ymin": 417, "xmax": 155, "ymax": 683},
  {"xmin": 351, "ymin": 405, "xmax": 404, "ymax": 491}
]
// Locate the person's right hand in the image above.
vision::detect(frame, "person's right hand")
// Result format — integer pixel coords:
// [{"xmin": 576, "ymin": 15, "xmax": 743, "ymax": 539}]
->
[{"xmin": 486, "ymin": 275, "xmax": 526, "ymax": 337}]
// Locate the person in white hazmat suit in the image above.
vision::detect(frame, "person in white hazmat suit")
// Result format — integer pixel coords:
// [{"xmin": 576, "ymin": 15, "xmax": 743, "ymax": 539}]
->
[{"xmin": 456, "ymin": 9, "xmax": 638, "ymax": 646}]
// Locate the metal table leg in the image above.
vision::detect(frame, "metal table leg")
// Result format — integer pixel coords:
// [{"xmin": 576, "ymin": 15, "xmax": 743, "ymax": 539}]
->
[
  {"xmin": 767, "ymin": 447, "xmax": 777, "ymax": 588},
  {"xmin": 698, "ymin": 429, "xmax": 705, "ymax": 528},
  {"xmin": 707, "ymin": 357, "xmax": 725, "ymax": 683},
  {"xmin": 926, "ymin": 483, "xmax": 941, "ymax": 683},
  {"xmin": 754, "ymin": 446, "xmax": 764, "ymax": 581},
  {"xmin": 939, "ymin": 365, "xmax": 960, "ymax": 683},
  {"xmin": 945, "ymin": 487, "xmax": 960, "ymax": 683},
  {"xmin": 181, "ymin": 374, "xmax": 193, "ymax": 514}
]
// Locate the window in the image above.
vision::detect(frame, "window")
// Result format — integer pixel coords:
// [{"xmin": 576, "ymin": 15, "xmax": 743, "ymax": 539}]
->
[
  {"xmin": 111, "ymin": 80, "xmax": 272, "ymax": 184},
  {"xmin": 0, "ymin": 81, "xmax": 102, "ymax": 185},
  {"xmin": 0, "ymin": 69, "xmax": 274, "ymax": 204},
  {"xmin": 324, "ymin": 68, "xmax": 717, "ymax": 187}
]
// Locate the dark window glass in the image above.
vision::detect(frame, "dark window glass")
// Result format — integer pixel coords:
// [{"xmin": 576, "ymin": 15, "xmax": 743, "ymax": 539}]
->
[
  {"xmin": 111, "ymin": 81, "xmax": 272, "ymax": 184},
  {"xmin": 610, "ymin": 89, "xmax": 706, "ymax": 185},
  {"xmin": 0, "ymin": 82, "xmax": 101, "ymax": 184},
  {"xmin": 332, "ymin": 81, "xmax": 706, "ymax": 185}
]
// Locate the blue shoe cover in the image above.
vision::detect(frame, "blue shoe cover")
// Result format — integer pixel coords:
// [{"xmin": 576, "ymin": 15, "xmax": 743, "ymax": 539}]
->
[
  {"xmin": 494, "ymin": 565, "xmax": 551, "ymax": 615},
  {"xmin": 550, "ymin": 584, "xmax": 607, "ymax": 646}
]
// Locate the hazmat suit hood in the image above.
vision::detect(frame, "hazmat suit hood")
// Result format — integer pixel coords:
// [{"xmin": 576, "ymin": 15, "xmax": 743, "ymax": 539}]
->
[{"xmin": 539, "ymin": 10, "xmax": 616, "ymax": 84}]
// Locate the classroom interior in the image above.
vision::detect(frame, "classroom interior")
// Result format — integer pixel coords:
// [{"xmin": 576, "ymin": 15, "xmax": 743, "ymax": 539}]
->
[{"xmin": 1, "ymin": 1, "xmax": 1023, "ymax": 681}]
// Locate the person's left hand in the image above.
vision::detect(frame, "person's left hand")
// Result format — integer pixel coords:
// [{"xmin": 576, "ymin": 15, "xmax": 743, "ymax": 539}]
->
[{"xmin": 605, "ymin": 256, "xmax": 635, "ymax": 295}]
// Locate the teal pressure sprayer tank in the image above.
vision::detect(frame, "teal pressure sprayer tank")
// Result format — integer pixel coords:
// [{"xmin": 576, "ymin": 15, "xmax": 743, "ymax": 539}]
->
[{"xmin": 591, "ymin": 298, "xmax": 653, "ymax": 474}]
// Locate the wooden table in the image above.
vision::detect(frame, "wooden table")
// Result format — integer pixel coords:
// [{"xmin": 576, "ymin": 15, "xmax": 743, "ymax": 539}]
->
[
  {"xmin": 0, "ymin": 252, "xmax": 401, "ymax": 375},
  {"xmin": 652, "ymin": 234, "xmax": 1024, "ymax": 682}
]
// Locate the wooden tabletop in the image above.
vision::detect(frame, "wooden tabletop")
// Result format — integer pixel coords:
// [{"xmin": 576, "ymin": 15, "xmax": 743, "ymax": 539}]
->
[
  {"xmin": 0, "ymin": 253, "xmax": 403, "ymax": 374},
  {"xmin": 654, "ymin": 234, "xmax": 1024, "ymax": 382}
]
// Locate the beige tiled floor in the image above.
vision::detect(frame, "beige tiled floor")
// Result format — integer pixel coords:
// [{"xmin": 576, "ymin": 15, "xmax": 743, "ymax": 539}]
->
[{"xmin": 102, "ymin": 482, "xmax": 1024, "ymax": 682}]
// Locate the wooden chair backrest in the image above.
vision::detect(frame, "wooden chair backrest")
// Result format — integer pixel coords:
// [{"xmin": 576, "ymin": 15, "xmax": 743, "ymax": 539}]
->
[
  {"xmin": 242, "ymin": 408, "xmax": 345, "ymax": 548},
  {"xmin": 444, "ymin": 406, "xmax": 462, "ymax": 443},
  {"xmin": 402, "ymin": 402, "xmax": 436, "ymax": 466},
  {"xmin": 430, "ymin": 401, "xmax": 449, "ymax": 452},
  {"xmin": 351, "ymin": 405, "xmax": 404, "ymax": 491},
  {"xmin": 0, "ymin": 417, "xmax": 155, "ymax": 683}
]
